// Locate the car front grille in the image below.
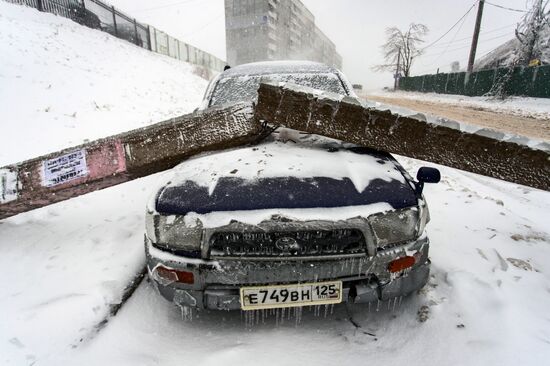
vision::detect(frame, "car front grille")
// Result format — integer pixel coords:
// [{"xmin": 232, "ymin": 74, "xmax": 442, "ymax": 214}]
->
[{"xmin": 209, "ymin": 229, "xmax": 366, "ymax": 257}]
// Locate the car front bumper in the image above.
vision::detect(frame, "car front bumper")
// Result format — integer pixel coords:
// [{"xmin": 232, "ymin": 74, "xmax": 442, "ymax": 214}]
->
[{"xmin": 145, "ymin": 235, "xmax": 430, "ymax": 310}]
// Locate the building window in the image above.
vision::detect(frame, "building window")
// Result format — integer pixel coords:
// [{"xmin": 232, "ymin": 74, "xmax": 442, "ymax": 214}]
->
[{"xmin": 233, "ymin": 0, "xmax": 256, "ymax": 16}]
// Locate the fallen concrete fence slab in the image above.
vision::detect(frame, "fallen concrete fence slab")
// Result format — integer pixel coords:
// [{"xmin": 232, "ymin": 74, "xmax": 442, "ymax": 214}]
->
[
  {"xmin": 0, "ymin": 103, "xmax": 263, "ymax": 220},
  {"xmin": 2, "ymin": 83, "xmax": 549, "ymax": 220},
  {"xmin": 255, "ymin": 82, "xmax": 550, "ymax": 192}
]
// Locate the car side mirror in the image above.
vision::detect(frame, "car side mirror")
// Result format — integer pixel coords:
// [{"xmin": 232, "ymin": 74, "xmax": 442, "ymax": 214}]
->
[{"xmin": 415, "ymin": 167, "xmax": 440, "ymax": 194}]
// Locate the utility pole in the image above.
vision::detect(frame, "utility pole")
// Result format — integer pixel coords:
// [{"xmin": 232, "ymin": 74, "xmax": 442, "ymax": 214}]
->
[
  {"xmin": 467, "ymin": 0, "xmax": 485, "ymax": 73},
  {"xmin": 394, "ymin": 47, "xmax": 401, "ymax": 90}
]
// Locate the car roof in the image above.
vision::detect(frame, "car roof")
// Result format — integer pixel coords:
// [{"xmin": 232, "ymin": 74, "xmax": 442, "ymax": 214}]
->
[
  {"xmin": 221, "ymin": 60, "xmax": 341, "ymax": 77},
  {"xmin": 200, "ymin": 60, "xmax": 355, "ymax": 110}
]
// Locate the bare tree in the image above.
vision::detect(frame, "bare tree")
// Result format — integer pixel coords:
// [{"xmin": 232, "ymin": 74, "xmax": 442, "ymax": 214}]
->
[
  {"xmin": 515, "ymin": 0, "xmax": 550, "ymax": 65},
  {"xmin": 373, "ymin": 23, "xmax": 429, "ymax": 77}
]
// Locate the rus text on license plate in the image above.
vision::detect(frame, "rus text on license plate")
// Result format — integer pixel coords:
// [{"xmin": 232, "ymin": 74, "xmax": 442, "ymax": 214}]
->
[{"xmin": 240, "ymin": 281, "xmax": 342, "ymax": 310}]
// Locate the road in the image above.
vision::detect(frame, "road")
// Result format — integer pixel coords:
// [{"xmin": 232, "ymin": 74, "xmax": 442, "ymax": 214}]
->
[{"xmin": 367, "ymin": 95, "xmax": 550, "ymax": 141}]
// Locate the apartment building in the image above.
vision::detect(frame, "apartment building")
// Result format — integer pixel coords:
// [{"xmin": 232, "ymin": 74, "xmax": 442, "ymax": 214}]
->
[{"xmin": 225, "ymin": 0, "xmax": 342, "ymax": 69}]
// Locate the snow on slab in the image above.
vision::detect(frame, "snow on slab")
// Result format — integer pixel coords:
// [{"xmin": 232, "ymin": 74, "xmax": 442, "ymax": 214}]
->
[
  {"xmin": 368, "ymin": 90, "xmax": 550, "ymax": 121},
  {"xmin": 0, "ymin": 1, "xmax": 207, "ymax": 166}
]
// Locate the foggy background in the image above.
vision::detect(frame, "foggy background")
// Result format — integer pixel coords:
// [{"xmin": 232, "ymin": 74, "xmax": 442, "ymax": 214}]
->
[{"xmin": 108, "ymin": 0, "xmax": 526, "ymax": 90}]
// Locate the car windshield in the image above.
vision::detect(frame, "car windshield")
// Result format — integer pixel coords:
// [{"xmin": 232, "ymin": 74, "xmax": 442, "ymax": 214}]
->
[{"xmin": 209, "ymin": 72, "xmax": 347, "ymax": 107}]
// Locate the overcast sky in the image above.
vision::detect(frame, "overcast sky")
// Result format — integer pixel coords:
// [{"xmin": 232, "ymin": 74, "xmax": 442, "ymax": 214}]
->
[{"xmin": 108, "ymin": 0, "xmax": 527, "ymax": 90}]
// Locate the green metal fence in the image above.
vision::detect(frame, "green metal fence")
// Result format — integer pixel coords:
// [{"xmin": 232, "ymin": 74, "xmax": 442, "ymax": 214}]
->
[{"xmin": 399, "ymin": 65, "xmax": 550, "ymax": 98}]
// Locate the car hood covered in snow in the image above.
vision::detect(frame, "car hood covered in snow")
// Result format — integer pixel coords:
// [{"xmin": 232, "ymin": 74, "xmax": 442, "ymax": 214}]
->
[{"xmin": 155, "ymin": 131, "xmax": 417, "ymax": 216}]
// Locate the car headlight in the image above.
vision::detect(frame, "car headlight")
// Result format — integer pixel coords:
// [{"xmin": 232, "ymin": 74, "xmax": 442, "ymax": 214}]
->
[
  {"xmin": 145, "ymin": 210, "xmax": 203, "ymax": 252},
  {"xmin": 368, "ymin": 208, "xmax": 419, "ymax": 248},
  {"xmin": 417, "ymin": 199, "xmax": 430, "ymax": 235}
]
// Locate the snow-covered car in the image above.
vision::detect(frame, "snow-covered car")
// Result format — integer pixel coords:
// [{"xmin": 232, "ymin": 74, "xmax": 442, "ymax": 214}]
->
[{"xmin": 145, "ymin": 61, "xmax": 440, "ymax": 311}]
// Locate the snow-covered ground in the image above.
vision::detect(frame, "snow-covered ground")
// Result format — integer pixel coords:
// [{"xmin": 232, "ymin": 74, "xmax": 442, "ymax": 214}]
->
[
  {"xmin": 0, "ymin": 2, "xmax": 203, "ymax": 364},
  {"xmin": 1, "ymin": 2, "xmax": 550, "ymax": 366},
  {"xmin": 368, "ymin": 90, "xmax": 550, "ymax": 121},
  {"xmin": 3, "ymin": 153, "xmax": 549, "ymax": 366},
  {"xmin": 70, "ymin": 163, "xmax": 550, "ymax": 366},
  {"xmin": 0, "ymin": 1, "xmax": 208, "ymax": 166}
]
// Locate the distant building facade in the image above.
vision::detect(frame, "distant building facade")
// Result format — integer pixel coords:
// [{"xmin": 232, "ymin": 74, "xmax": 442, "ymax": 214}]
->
[{"xmin": 225, "ymin": 0, "xmax": 342, "ymax": 69}]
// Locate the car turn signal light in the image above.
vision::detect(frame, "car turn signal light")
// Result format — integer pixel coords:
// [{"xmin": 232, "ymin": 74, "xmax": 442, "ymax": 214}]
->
[
  {"xmin": 388, "ymin": 256, "xmax": 416, "ymax": 273},
  {"xmin": 156, "ymin": 265, "xmax": 195, "ymax": 284}
]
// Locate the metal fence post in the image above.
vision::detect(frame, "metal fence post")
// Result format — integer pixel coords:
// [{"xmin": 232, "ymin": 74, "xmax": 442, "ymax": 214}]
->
[
  {"xmin": 529, "ymin": 66, "xmax": 540, "ymax": 96},
  {"xmin": 37, "ymin": 0, "xmax": 43, "ymax": 11},
  {"xmin": 111, "ymin": 6, "xmax": 118, "ymax": 36},
  {"xmin": 133, "ymin": 19, "xmax": 139, "ymax": 46},
  {"xmin": 147, "ymin": 26, "xmax": 152, "ymax": 51}
]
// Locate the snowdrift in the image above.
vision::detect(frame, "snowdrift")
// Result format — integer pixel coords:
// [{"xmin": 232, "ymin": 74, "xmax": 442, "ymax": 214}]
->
[{"xmin": 0, "ymin": 1, "xmax": 208, "ymax": 166}]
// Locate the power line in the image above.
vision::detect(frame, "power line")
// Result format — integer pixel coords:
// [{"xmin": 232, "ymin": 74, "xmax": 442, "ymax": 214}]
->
[
  {"xmin": 426, "ymin": 22, "xmax": 517, "ymax": 49},
  {"xmin": 429, "ymin": 7, "xmax": 472, "ymax": 64},
  {"xmin": 421, "ymin": 1, "xmax": 480, "ymax": 51},
  {"xmin": 479, "ymin": 32, "xmax": 514, "ymax": 44},
  {"xmin": 415, "ymin": 40, "xmax": 507, "ymax": 74},
  {"xmin": 421, "ymin": 32, "xmax": 513, "ymax": 57},
  {"xmin": 474, "ymin": 42, "xmax": 506, "ymax": 61},
  {"xmin": 485, "ymin": 1, "xmax": 527, "ymax": 13},
  {"xmin": 415, "ymin": 32, "xmax": 515, "ymax": 74}
]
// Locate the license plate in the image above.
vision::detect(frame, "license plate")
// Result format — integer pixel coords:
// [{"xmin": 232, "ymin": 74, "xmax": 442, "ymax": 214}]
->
[{"xmin": 240, "ymin": 281, "xmax": 342, "ymax": 310}]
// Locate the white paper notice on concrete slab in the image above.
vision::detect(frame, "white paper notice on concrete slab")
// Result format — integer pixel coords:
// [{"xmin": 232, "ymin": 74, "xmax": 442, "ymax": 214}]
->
[{"xmin": 42, "ymin": 149, "xmax": 88, "ymax": 187}]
